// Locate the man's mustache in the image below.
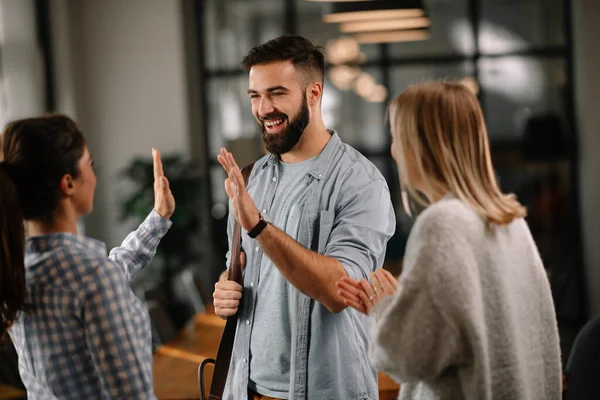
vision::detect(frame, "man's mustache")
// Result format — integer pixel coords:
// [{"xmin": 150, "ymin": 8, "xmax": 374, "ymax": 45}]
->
[{"xmin": 259, "ymin": 113, "xmax": 287, "ymax": 122}]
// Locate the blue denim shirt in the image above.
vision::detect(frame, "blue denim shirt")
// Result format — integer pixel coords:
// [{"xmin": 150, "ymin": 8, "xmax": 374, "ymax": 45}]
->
[{"xmin": 224, "ymin": 132, "xmax": 396, "ymax": 399}]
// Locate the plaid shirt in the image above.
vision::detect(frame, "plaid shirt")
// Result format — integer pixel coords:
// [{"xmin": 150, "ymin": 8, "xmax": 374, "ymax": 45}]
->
[{"xmin": 9, "ymin": 210, "xmax": 171, "ymax": 400}]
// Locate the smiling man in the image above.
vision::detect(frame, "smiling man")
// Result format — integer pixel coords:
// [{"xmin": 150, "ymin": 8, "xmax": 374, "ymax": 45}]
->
[{"xmin": 213, "ymin": 35, "xmax": 396, "ymax": 400}]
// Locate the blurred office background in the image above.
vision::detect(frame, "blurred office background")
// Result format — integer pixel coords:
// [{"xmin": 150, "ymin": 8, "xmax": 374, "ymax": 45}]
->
[{"xmin": 1, "ymin": 0, "xmax": 599, "ymax": 396}]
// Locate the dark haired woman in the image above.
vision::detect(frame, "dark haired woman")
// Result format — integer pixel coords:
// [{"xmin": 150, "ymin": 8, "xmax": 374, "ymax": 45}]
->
[{"xmin": 0, "ymin": 115, "xmax": 175, "ymax": 399}]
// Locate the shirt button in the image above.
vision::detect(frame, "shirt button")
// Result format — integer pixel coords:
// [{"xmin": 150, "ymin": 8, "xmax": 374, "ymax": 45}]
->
[
  {"xmin": 255, "ymin": 246, "xmax": 259, "ymax": 252},
  {"xmin": 262, "ymin": 209, "xmax": 267, "ymax": 214},
  {"xmin": 243, "ymin": 358, "xmax": 247, "ymax": 364},
  {"xmin": 318, "ymin": 174, "xmax": 323, "ymax": 178},
  {"xmin": 250, "ymin": 282, "xmax": 254, "ymax": 287},
  {"xmin": 246, "ymin": 319, "xmax": 250, "ymax": 325},
  {"xmin": 272, "ymin": 177, "xmax": 277, "ymax": 182}
]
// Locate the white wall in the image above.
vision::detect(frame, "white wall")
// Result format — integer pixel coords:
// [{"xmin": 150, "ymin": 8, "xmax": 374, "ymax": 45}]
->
[
  {"xmin": 573, "ymin": 0, "xmax": 600, "ymax": 316},
  {"xmin": 51, "ymin": 0, "xmax": 192, "ymax": 247},
  {"xmin": 0, "ymin": 0, "xmax": 45, "ymax": 123}
]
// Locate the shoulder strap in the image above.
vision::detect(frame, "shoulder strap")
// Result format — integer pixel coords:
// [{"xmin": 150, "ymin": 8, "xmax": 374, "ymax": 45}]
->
[{"xmin": 199, "ymin": 162, "xmax": 255, "ymax": 400}]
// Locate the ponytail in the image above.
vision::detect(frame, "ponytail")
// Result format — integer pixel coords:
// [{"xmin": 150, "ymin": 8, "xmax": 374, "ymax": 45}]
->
[{"xmin": 0, "ymin": 161, "xmax": 27, "ymax": 337}]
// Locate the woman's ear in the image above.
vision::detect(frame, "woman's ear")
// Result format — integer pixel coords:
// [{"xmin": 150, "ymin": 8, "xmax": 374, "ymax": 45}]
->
[{"xmin": 59, "ymin": 174, "xmax": 75, "ymax": 196}]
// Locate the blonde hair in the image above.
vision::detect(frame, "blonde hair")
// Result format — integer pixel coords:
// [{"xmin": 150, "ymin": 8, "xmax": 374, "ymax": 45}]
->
[{"xmin": 389, "ymin": 81, "xmax": 526, "ymax": 225}]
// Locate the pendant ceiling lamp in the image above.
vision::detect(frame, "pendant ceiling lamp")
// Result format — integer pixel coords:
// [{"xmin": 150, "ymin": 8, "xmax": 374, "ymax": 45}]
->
[
  {"xmin": 321, "ymin": 0, "xmax": 427, "ymax": 24},
  {"xmin": 339, "ymin": 16, "xmax": 430, "ymax": 33},
  {"xmin": 354, "ymin": 28, "xmax": 430, "ymax": 44}
]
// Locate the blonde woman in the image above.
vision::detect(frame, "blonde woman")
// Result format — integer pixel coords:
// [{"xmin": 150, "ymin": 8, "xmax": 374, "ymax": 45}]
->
[{"xmin": 337, "ymin": 82, "xmax": 562, "ymax": 400}]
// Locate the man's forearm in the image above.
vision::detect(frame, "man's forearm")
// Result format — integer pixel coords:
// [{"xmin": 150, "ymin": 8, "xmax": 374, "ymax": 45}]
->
[{"xmin": 257, "ymin": 224, "xmax": 347, "ymax": 313}]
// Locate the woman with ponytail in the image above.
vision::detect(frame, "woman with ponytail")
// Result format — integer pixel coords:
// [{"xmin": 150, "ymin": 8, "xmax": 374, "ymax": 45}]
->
[
  {"xmin": 0, "ymin": 160, "xmax": 27, "ymax": 337},
  {"xmin": 1, "ymin": 115, "xmax": 175, "ymax": 400}
]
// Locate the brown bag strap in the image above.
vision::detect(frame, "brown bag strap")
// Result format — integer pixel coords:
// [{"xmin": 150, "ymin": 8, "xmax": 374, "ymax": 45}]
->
[{"xmin": 199, "ymin": 162, "xmax": 255, "ymax": 400}]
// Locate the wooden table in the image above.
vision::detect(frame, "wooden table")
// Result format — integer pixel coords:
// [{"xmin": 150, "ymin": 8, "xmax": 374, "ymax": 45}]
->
[
  {"xmin": 0, "ymin": 384, "xmax": 26, "ymax": 399},
  {"xmin": 153, "ymin": 310, "xmax": 399, "ymax": 399}
]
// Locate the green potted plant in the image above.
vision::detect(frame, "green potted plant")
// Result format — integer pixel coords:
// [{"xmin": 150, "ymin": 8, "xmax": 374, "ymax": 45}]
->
[{"xmin": 119, "ymin": 153, "xmax": 205, "ymax": 327}]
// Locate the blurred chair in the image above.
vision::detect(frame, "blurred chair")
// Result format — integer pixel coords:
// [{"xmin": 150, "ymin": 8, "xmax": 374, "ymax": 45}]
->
[
  {"xmin": 176, "ymin": 268, "xmax": 206, "ymax": 314},
  {"xmin": 563, "ymin": 315, "xmax": 600, "ymax": 400}
]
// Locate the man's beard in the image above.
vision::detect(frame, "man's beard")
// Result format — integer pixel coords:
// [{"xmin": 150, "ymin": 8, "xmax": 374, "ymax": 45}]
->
[{"xmin": 259, "ymin": 96, "xmax": 310, "ymax": 156}]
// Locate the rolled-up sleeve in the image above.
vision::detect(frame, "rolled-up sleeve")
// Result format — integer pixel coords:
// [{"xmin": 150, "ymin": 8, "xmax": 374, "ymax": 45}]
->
[
  {"xmin": 323, "ymin": 178, "xmax": 396, "ymax": 280},
  {"xmin": 108, "ymin": 209, "xmax": 172, "ymax": 281}
]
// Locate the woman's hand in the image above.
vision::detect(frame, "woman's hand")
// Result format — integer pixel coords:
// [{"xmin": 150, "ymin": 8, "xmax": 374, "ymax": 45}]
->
[
  {"xmin": 153, "ymin": 148, "xmax": 175, "ymax": 220},
  {"xmin": 336, "ymin": 268, "xmax": 398, "ymax": 315}
]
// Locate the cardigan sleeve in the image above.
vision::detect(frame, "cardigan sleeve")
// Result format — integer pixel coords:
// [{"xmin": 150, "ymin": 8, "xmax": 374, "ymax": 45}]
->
[{"xmin": 368, "ymin": 209, "xmax": 468, "ymax": 383}]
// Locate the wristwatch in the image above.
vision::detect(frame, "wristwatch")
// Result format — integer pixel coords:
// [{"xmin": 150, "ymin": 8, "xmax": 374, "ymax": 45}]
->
[{"xmin": 248, "ymin": 212, "xmax": 271, "ymax": 238}]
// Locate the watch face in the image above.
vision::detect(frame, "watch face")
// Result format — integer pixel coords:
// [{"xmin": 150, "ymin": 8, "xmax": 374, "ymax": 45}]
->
[{"xmin": 261, "ymin": 212, "xmax": 272, "ymax": 225}]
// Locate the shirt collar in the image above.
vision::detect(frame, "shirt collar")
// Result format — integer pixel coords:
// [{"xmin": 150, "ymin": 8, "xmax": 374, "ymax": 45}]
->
[{"xmin": 263, "ymin": 130, "xmax": 341, "ymax": 181}]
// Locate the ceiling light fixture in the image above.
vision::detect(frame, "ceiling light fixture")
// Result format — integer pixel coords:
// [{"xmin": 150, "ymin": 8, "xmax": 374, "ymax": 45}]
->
[
  {"xmin": 323, "ymin": 0, "xmax": 426, "ymax": 24},
  {"xmin": 354, "ymin": 29, "xmax": 430, "ymax": 44},
  {"xmin": 340, "ymin": 16, "xmax": 431, "ymax": 33}
]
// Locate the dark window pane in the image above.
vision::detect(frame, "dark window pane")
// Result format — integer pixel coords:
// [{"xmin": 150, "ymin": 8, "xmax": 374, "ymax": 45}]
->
[
  {"xmin": 479, "ymin": 56, "xmax": 569, "ymax": 142},
  {"xmin": 206, "ymin": 76, "xmax": 259, "ymax": 157},
  {"xmin": 324, "ymin": 68, "xmax": 387, "ymax": 151},
  {"xmin": 479, "ymin": 0, "xmax": 565, "ymax": 54},
  {"xmin": 389, "ymin": 0, "xmax": 474, "ymax": 58},
  {"xmin": 203, "ymin": 0, "xmax": 286, "ymax": 71},
  {"xmin": 494, "ymin": 160, "xmax": 576, "ymax": 318},
  {"xmin": 390, "ymin": 62, "xmax": 475, "ymax": 95},
  {"xmin": 296, "ymin": 0, "xmax": 381, "ymax": 61}
]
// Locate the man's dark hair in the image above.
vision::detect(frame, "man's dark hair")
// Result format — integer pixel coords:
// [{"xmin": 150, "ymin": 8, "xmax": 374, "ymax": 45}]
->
[{"xmin": 241, "ymin": 35, "xmax": 325, "ymax": 86}]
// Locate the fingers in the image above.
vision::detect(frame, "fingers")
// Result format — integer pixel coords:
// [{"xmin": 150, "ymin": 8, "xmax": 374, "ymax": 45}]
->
[
  {"xmin": 228, "ymin": 165, "xmax": 244, "ymax": 190},
  {"xmin": 218, "ymin": 148, "xmax": 239, "ymax": 177},
  {"xmin": 355, "ymin": 282, "xmax": 374, "ymax": 310},
  {"xmin": 160, "ymin": 177, "xmax": 171, "ymax": 198},
  {"xmin": 371, "ymin": 272, "xmax": 383, "ymax": 294},
  {"xmin": 380, "ymin": 269, "xmax": 399, "ymax": 290},
  {"xmin": 217, "ymin": 151, "xmax": 231, "ymax": 174},
  {"xmin": 224, "ymin": 178, "xmax": 234, "ymax": 199},
  {"xmin": 336, "ymin": 279, "xmax": 363, "ymax": 296},
  {"xmin": 337, "ymin": 276, "xmax": 384, "ymax": 315},
  {"xmin": 360, "ymin": 278, "xmax": 376, "ymax": 300},
  {"xmin": 214, "ymin": 274, "xmax": 243, "ymax": 318},
  {"xmin": 337, "ymin": 276, "xmax": 363, "ymax": 289},
  {"xmin": 337, "ymin": 286, "xmax": 362, "ymax": 307},
  {"xmin": 219, "ymin": 149, "xmax": 246, "ymax": 201},
  {"xmin": 152, "ymin": 148, "xmax": 164, "ymax": 180},
  {"xmin": 213, "ymin": 298, "xmax": 240, "ymax": 309},
  {"xmin": 373, "ymin": 270, "xmax": 392, "ymax": 295},
  {"xmin": 214, "ymin": 280, "xmax": 243, "ymax": 295},
  {"xmin": 215, "ymin": 306, "xmax": 238, "ymax": 318},
  {"xmin": 226, "ymin": 152, "xmax": 241, "ymax": 176},
  {"xmin": 213, "ymin": 289, "xmax": 243, "ymax": 301},
  {"xmin": 218, "ymin": 148, "xmax": 243, "ymax": 181},
  {"xmin": 338, "ymin": 288, "xmax": 367, "ymax": 314}
]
